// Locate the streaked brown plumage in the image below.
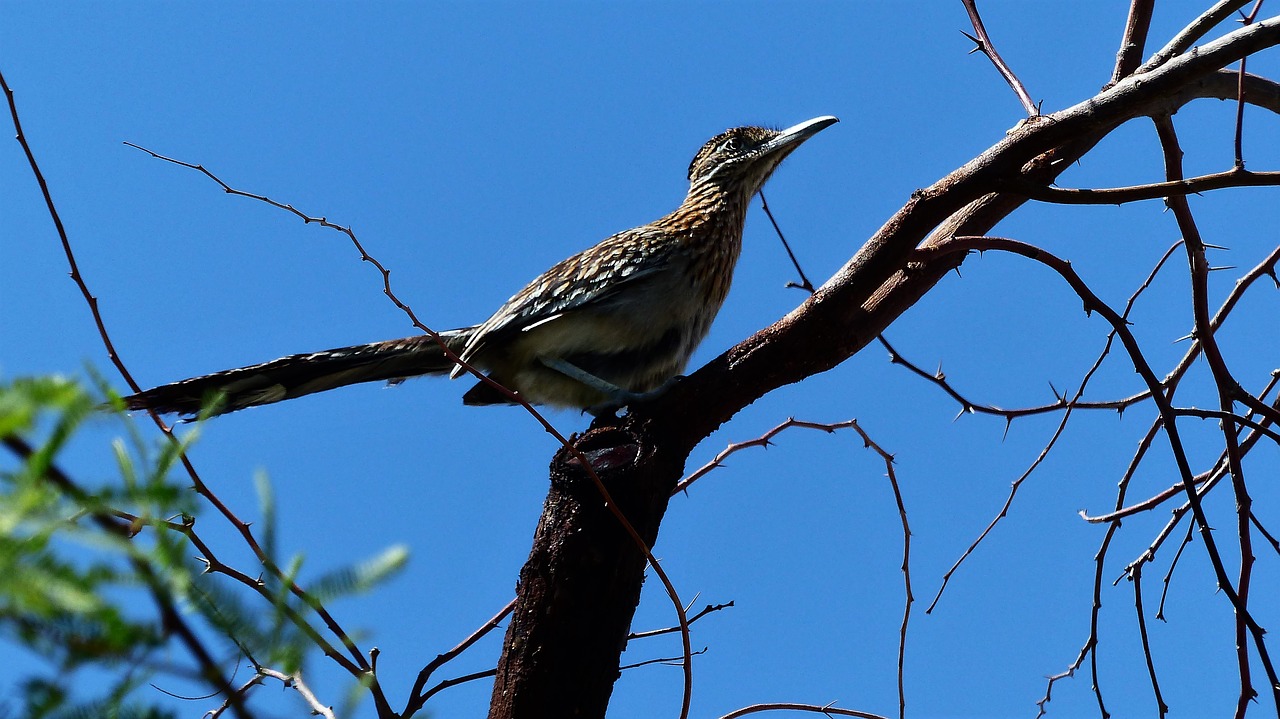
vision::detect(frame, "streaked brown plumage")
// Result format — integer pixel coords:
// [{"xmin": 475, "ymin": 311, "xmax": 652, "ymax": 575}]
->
[{"xmin": 124, "ymin": 116, "xmax": 838, "ymax": 416}]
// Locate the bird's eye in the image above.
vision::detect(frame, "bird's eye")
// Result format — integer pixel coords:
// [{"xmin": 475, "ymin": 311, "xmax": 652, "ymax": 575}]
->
[{"xmin": 721, "ymin": 137, "xmax": 742, "ymax": 153}]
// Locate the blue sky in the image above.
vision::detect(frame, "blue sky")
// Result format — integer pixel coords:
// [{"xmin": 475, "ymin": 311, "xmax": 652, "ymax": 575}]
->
[{"xmin": 3, "ymin": 3, "xmax": 1279, "ymax": 718}]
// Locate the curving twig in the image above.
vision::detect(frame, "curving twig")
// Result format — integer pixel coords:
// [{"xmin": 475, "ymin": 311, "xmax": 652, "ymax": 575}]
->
[{"xmin": 719, "ymin": 702, "xmax": 889, "ymax": 719}]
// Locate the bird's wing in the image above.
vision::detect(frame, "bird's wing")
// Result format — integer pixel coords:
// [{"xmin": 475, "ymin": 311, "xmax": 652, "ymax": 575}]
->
[{"xmin": 456, "ymin": 227, "xmax": 675, "ymax": 366}]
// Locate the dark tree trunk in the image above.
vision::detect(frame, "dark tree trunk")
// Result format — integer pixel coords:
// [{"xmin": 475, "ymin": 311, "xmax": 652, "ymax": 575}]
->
[{"xmin": 487, "ymin": 423, "xmax": 686, "ymax": 719}]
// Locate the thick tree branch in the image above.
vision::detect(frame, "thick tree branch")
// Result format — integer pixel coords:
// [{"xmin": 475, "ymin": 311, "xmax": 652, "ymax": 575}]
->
[{"xmin": 647, "ymin": 17, "xmax": 1280, "ymax": 451}]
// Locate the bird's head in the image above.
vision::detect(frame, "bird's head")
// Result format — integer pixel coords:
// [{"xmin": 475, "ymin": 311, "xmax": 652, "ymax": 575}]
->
[{"xmin": 686, "ymin": 115, "xmax": 838, "ymax": 195}]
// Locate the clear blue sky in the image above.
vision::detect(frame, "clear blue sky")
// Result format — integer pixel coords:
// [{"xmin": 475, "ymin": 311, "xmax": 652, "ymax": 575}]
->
[{"xmin": 3, "ymin": 3, "xmax": 1279, "ymax": 718}]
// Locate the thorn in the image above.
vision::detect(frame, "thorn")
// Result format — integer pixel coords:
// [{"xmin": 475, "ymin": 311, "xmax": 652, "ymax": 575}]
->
[
  {"xmin": 953, "ymin": 408, "xmax": 966, "ymax": 422},
  {"xmin": 1002, "ymin": 417, "xmax": 1013, "ymax": 440},
  {"xmin": 1048, "ymin": 380, "xmax": 1063, "ymax": 402},
  {"xmin": 1208, "ymin": 265, "xmax": 1237, "ymax": 272},
  {"xmin": 1173, "ymin": 332, "xmax": 1195, "ymax": 343},
  {"xmin": 1202, "ymin": 242, "xmax": 1230, "ymax": 251}
]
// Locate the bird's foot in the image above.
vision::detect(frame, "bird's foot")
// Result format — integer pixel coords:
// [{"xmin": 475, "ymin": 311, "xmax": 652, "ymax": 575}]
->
[{"xmin": 584, "ymin": 376, "xmax": 684, "ymax": 417}]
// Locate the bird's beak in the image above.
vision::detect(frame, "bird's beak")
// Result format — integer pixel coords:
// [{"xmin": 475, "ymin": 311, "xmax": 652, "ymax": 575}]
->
[{"xmin": 762, "ymin": 115, "xmax": 839, "ymax": 156}]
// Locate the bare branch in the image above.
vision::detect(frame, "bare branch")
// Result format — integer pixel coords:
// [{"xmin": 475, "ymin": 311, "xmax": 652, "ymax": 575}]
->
[
  {"xmin": 759, "ymin": 192, "xmax": 816, "ymax": 293},
  {"xmin": 718, "ymin": 702, "xmax": 890, "ymax": 719},
  {"xmin": 1141, "ymin": 1, "xmax": 1253, "ymax": 73},
  {"xmin": 675, "ymin": 418, "xmax": 867, "ymax": 495},
  {"xmin": 846, "ymin": 422, "xmax": 912, "ymax": 719},
  {"xmin": 619, "ymin": 647, "xmax": 708, "ymax": 671},
  {"xmin": 404, "ymin": 599, "xmax": 515, "ymax": 716},
  {"xmin": 1013, "ymin": 167, "xmax": 1280, "ymax": 204},
  {"xmin": 1128, "ymin": 564, "xmax": 1170, "ymax": 718},
  {"xmin": 628, "ymin": 602, "xmax": 735, "ymax": 641},
  {"xmin": 959, "ymin": 0, "xmax": 1040, "ymax": 115},
  {"xmin": 1157, "ymin": 525, "xmax": 1197, "ymax": 621}
]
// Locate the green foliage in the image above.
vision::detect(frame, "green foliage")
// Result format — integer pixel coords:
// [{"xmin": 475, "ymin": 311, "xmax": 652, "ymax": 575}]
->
[{"xmin": 0, "ymin": 376, "xmax": 409, "ymax": 717}]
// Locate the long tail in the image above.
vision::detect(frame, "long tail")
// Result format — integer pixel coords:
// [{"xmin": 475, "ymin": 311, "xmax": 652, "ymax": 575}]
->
[{"xmin": 124, "ymin": 330, "xmax": 472, "ymax": 416}]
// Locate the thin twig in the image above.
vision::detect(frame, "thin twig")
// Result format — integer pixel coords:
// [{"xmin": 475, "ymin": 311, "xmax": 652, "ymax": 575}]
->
[
  {"xmin": 1157, "ymin": 525, "xmax": 1196, "ymax": 621},
  {"xmin": 759, "ymin": 191, "xmax": 815, "ymax": 292},
  {"xmin": 1011, "ymin": 167, "xmax": 1280, "ymax": 204},
  {"xmin": 417, "ymin": 668, "xmax": 498, "ymax": 705},
  {"xmin": 1036, "ymin": 636, "xmax": 1094, "ymax": 719},
  {"xmin": 403, "ymin": 599, "xmax": 515, "ymax": 715},
  {"xmin": 1129, "ymin": 564, "xmax": 1170, "ymax": 718},
  {"xmin": 959, "ymin": 0, "xmax": 1039, "ymax": 116},
  {"xmin": 619, "ymin": 647, "xmax": 709, "ymax": 671},
  {"xmin": 847, "ymin": 422, "xmax": 911, "ymax": 719},
  {"xmin": 718, "ymin": 702, "xmax": 889, "ymax": 719},
  {"xmin": 628, "ymin": 602, "xmax": 735, "ymax": 641},
  {"xmin": 675, "ymin": 418, "xmax": 863, "ymax": 494},
  {"xmin": 1233, "ymin": 1, "xmax": 1267, "ymax": 167}
]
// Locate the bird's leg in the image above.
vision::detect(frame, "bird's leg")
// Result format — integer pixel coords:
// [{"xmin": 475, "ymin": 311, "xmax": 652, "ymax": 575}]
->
[
  {"xmin": 538, "ymin": 357, "xmax": 632, "ymax": 401},
  {"xmin": 538, "ymin": 357, "xmax": 679, "ymax": 416}
]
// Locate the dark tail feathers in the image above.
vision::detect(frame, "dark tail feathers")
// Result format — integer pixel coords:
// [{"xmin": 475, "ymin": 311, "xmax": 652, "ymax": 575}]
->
[{"xmin": 124, "ymin": 331, "xmax": 470, "ymax": 416}]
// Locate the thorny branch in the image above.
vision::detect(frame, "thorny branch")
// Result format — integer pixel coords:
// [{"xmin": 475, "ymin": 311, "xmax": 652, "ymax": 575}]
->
[
  {"xmin": 718, "ymin": 703, "xmax": 889, "ymax": 719},
  {"xmin": 1154, "ymin": 113, "xmax": 1270, "ymax": 717},
  {"xmin": 922, "ymin": 238, "xmax": 1186, "ymax": 617},
  {"xmin": 921, "ymin": 232, "xmax": 1280, "ymax": 715},
  {"xmin": 674, "ymin": 417, "xmax": 912, "ymax": 719},
  {"xmin": 960, "ymin": 0, "xmax": 1040, "ymax": 116},
  {"xmin": 881, "ymin": 240, "xmax": 1184, "ymax": 427}
]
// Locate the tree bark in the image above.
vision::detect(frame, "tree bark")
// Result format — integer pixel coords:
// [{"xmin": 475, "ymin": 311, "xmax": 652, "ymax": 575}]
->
[{"xmin": 488, "ymin": 423, "xmax": 686, "ymax": 719}]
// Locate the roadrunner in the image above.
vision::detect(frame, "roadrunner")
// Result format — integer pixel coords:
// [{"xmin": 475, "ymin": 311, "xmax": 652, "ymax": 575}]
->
[{"xmin": 125, "ymin": 116, "xmax": 838, "ymax": 416}]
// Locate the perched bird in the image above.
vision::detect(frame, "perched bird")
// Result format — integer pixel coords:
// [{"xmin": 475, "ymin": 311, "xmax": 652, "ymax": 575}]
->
[{"xmin": 125, "ymin": 116, "xmax": 838, "ymax": 417}]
